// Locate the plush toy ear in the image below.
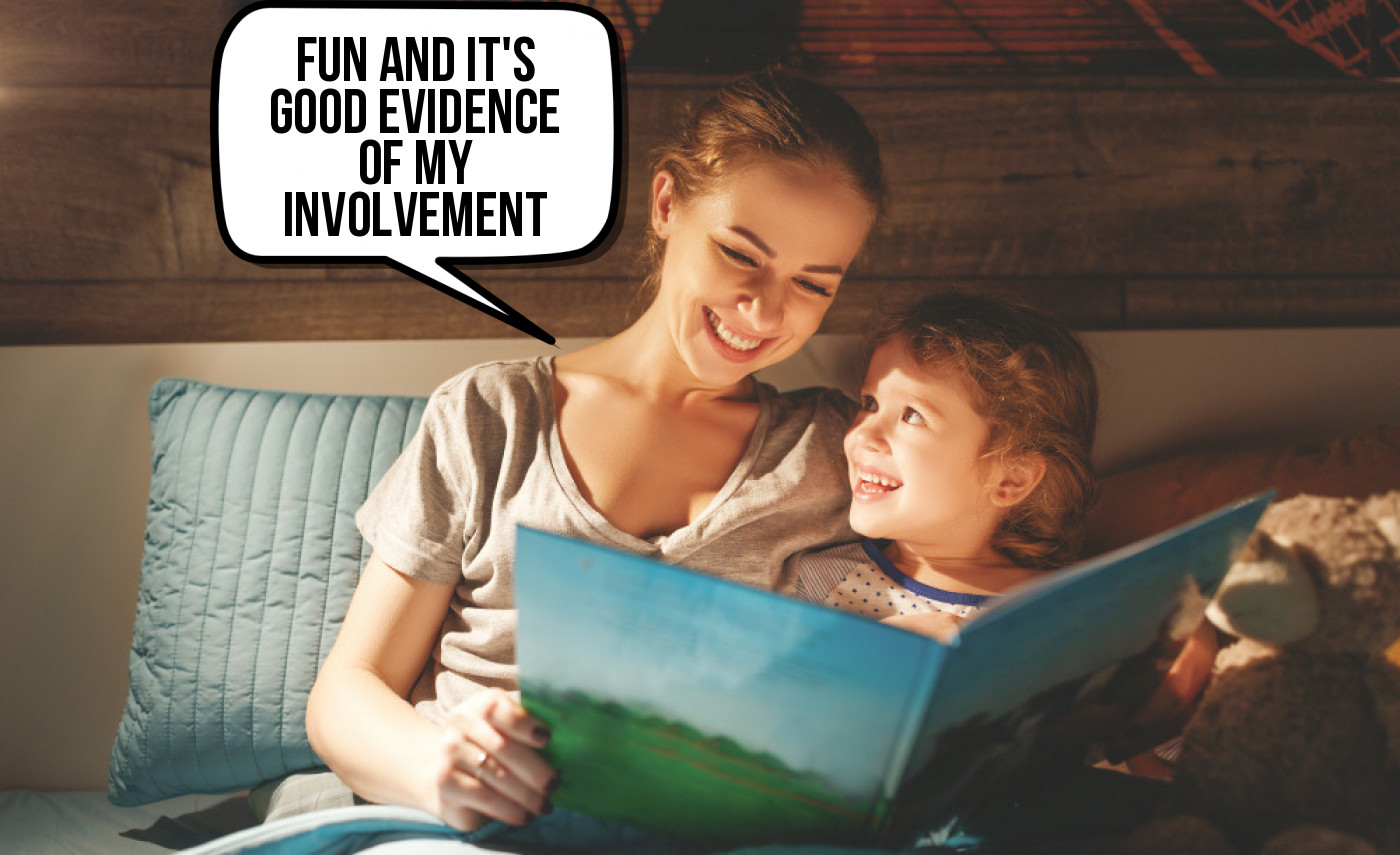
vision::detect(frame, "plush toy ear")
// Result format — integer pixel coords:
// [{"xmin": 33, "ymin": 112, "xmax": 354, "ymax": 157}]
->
[
  {"xmin": 1206, "ymin": 531, "xmax": 1319, "ymax": 644},
  {"xmin": 989, "ymin": 453, "xmax": 1046, "ymax": 509}
]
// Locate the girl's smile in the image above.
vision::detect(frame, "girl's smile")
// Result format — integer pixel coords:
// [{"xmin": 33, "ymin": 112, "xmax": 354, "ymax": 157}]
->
[{"xmin": 853, "ymin": 467, "xmax": 903, "ymax": 499}]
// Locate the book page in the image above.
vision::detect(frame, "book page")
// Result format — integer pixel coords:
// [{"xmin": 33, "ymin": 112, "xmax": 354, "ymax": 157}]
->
[
  {"xmin": 514, "ymin": 527, "xmax": 946, "ymax": 843},
  {"xmin": 891, "ymin": 493, "xmax": 1271, "ymax": 830}
]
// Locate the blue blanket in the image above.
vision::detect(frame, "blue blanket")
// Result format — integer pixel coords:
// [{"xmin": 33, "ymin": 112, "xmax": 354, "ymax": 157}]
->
[
  {"xmin": 179, "ymin": 766, "xmax": 1162, "ymax": 855},
  {"xmin": 179, "ymin": 805, "xmax": 906, "ymax": 855}
]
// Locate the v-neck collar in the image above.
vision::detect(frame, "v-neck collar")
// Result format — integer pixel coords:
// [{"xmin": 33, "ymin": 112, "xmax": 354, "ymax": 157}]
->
[{"xmin": 539, "ymin": 356, "xmax": 776, "ymax": 554}]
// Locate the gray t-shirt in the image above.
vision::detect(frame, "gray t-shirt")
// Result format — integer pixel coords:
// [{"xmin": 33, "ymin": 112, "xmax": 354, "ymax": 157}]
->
[{"xmin": 355, "ymin": 356, "xmax": 856, "ymax": 723}]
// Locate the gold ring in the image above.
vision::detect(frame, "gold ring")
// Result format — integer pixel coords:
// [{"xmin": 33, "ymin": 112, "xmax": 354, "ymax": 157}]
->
[{"xmin": 473, "ymin": 750, "xmax": 491, "ymax": 781}]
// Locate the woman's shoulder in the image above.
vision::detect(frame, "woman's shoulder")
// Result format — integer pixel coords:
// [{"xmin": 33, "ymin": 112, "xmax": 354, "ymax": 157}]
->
[
  {"xmin": 428, "ymin": 356, "xmax": 552, "ymax": 404},
  {"xmin": 762, "ymin": 383, "xmax": 857, "ymax": 426},
  {"xmin": 414, "ymin": 358, "xmax": 555, "ymax": 447},
  {"xmin": 791, "ymin": 539, "xmax": 870, "ymax": 570},
  {"xmin": 746, "ymin": 383, "xmax": 855, "ymax": 482}
]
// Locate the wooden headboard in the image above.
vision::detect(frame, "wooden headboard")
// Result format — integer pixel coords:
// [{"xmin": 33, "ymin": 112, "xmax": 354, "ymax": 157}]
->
[{"xmin": 3, "ymin": 4, "xmax": 1398, "ymax": 343}]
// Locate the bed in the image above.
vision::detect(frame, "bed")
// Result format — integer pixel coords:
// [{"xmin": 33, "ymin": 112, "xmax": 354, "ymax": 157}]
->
[{"xmin": 2, "ymin": 377, "xmax": 1396, "ymax": 854}]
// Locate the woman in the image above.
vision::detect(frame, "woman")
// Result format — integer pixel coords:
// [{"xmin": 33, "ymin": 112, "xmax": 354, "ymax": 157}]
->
[{"xmin": 306, "ymin": 68, "xmax": 888, "ymax": 833}]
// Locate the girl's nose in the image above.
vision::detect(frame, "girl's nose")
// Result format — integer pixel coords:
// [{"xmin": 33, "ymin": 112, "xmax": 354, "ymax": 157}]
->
[{"xmin": 847, "ymin": 412, "xmax": 888, "ymax": 450}]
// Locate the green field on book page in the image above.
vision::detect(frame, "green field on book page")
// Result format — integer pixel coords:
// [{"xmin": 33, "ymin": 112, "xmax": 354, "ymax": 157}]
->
[{"xmin": 525, "ymin": 688, "xmax": 876, "ymax": 842}]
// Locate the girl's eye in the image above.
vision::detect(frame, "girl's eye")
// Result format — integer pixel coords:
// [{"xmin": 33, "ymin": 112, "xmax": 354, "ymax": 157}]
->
[
  {"xmin": 901, "ymin": 407, "xmax": 926, "ymax": 426},
  {"xmin": 859, "ymin": 395, "xmax": 878, "ymax": 413},
  {"xmin": 718, "ymin": 244, "xmax": 757, "ymax": 267},
  {"xmin": 796, "ymin": 279, "xmax": 833, "ymax": 298}
]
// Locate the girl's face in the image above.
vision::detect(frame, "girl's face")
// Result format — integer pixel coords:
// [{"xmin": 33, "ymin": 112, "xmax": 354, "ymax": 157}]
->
[
  {"xmin": 649, "ymin": 160, "xmax": 875, "ymax": 388},
  {"xmin": 844, "ymin": 341, "xmax": 1010, "ymax": 559}
]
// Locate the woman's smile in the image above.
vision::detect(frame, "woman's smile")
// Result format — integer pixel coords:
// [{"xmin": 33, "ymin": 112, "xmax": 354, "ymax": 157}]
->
[{"xmin": 704, "ymin": 307, "xmax": 771, "ymax": 358}]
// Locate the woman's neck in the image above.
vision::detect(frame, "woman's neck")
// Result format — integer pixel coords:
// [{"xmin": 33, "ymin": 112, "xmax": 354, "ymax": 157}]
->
[{"xmin": 560, "ymin": 310, "xmax": 756, "ymax": 408}]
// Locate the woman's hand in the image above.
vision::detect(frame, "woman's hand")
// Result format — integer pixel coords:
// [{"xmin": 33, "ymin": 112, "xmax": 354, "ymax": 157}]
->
[
  {"xmin": 881, "ymin": 610, "xmax": 966, "ymax": 643},
  {"xmin": 309, "ymin": 556, "xmax": 556, "ymax": 832},
  {"xmin": 431, "ymin": 689, "xmax": 559, "ymax": 830}
]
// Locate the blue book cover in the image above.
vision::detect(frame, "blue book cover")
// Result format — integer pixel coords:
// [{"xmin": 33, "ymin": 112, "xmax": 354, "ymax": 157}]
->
[{"xmin": 514, "ymin": 492, "xmax": 1272, "ymax": 845}]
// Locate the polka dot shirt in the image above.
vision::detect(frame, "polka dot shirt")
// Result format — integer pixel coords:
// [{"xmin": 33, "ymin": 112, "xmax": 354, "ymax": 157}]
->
[{"xmin": 790, "ymin": 540, "xmax": 995, "ymax": 620}]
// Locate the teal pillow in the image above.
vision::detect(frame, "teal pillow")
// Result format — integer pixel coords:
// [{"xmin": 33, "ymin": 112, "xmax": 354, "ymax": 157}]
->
[{"xmin": 108, "ymin": 378, "xmax": 427, "ymax": 805}]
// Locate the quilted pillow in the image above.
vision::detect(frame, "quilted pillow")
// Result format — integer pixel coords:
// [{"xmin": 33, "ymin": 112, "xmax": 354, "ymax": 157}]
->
[{"xmin": 108, "ymin": 378, "xmax": 427, "ymax": 805}]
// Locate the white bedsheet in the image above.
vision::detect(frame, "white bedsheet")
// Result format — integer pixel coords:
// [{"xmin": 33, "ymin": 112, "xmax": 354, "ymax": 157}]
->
[{"xmin": 0, "ymin": 790, "xmax": 257, "ymax": 854}]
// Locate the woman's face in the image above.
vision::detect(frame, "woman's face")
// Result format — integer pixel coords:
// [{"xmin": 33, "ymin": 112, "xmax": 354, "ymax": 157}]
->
[{"xmin": 649, "ymin": 160, "xmax": 875, "ymax": 388}]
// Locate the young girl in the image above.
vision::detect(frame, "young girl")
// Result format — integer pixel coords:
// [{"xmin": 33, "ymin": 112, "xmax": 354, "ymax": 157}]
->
[
  {"xmin": 306, "ymin": 69, "xmax": 886, "ymax": 834},
  {"xmin": 792, "ymin": 291, "xmax": 1098, "ymax": 639},
  {"xmin": 792, "ymin": 293, "xmax": 1215, "ymax": 843}
]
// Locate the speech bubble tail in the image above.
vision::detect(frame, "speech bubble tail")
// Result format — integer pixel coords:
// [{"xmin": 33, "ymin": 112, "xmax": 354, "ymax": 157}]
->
[{"xmin": 391, "ymin": 258, "xmax": 555, "ymax": 345}]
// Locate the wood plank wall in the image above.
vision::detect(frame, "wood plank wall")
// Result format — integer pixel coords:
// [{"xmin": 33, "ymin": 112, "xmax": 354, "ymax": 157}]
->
[{"xmin": 3, "ymin": 2, "xmax": 1399, "ymax": 343}]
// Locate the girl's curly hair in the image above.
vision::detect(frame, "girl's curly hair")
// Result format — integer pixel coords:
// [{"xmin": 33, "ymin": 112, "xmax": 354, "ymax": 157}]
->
[{"xmin": 868, "ymin": 292, "xmax": 1099, "ymax": 569}]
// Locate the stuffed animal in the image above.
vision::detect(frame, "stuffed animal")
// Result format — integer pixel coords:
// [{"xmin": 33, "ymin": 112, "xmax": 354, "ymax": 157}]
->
[{"xmin": 1123, "ymin": 492, "xmax": 1400, "ymax": 855}]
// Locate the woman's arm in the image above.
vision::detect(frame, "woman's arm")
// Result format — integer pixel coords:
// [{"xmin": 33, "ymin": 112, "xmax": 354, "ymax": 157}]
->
[{"xmin": 307, "ymin": 554, "xmax": 555, "ymax": 830}]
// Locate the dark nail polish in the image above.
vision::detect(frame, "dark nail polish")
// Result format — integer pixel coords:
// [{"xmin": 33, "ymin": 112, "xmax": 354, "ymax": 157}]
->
[
  {"xmin": 532, "ymin": 725, "xmax": 551, "ymax": 744},
  {"xmin": 541, "ymin": 798, "xmax": 555, "ymax": 815},
  {"xmin": 545, "ymin": 775, "xmax": 561, "ymax": 794}
]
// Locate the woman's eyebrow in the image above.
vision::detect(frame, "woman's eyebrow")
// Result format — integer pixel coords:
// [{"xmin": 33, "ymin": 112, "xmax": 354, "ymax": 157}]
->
[
  {"xmin": 730, "ymin": 226, "xmax": 846, "ymax": 276},
  {"xmin": 729, "ymin": 226, "xmax": 774, "ymax": 258}
]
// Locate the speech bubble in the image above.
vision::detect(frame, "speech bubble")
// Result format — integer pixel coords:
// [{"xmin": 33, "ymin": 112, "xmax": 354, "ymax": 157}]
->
[{"xmin": 212, "ymin": 1, "xmax": 624, "ymax": 343}]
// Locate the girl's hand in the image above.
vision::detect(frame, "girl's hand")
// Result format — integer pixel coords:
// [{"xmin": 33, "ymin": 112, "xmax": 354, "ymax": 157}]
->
[
  {"xmin": 881, "ymin": 611, "xmax": 966, "ymax": 643},
  {"xmin": 1102, "ymin": 620, "xmax": 1219, "ymax": 765},
  {"xmin": 431, "ymin": 688, "xmax": 559, "ymax": 831}
]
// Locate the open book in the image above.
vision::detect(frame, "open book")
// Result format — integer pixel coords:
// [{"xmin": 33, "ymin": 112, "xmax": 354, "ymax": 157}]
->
[{"xmin": 515, "ymin": 492, "xmax": 1272, "ymax": 846}]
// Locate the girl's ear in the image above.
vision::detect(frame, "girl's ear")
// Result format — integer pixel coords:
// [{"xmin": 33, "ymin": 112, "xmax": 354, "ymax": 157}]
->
[
  {"xmin": 990, "ymin": 453, "xmax": 1047, "ymax": 508},
  {"xmin": 650, "ymin": 170, "xmax": 678, "ymax": 238}
]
